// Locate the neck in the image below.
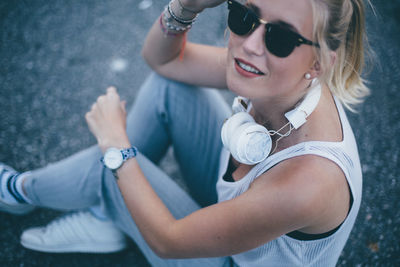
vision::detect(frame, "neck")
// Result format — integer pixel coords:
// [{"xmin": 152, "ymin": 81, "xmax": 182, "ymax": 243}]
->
[
  {"xmin": 250, "ymin": 81, "xmax": 328, "ymax": 154},
  {"xmin": 249, "ymin": 79, "xmax": 318, "ymax": 131},
  {"xmin": 250, "ymin": 92, "xmax": 305, "ymax": 131}
]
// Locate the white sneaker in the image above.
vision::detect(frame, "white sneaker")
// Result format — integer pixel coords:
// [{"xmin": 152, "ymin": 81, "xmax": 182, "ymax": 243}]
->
[
  {"xmin": 0, "ymin": 163, "xmax": 34, "ymax": 215},
  {"xmin": 20, "ymin": 211, "xmax": 127, "ymax": 253}
]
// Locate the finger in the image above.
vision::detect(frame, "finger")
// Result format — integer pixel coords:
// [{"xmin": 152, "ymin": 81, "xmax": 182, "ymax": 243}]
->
[
  {"xmin": 97, "ymin": 95, "xmax": 106, "ymax": 104},
  {"xmin": 106, "ymin": 87, "xmax": 120, "ymax": 103},
  {"xmin": 85, "ymin": 111, "xmax": 93, "ymax": 123},
  {"xmin": 91, "ymin": 101, "xmax": 103, "ymax": 118},
  {"xmin": 87, "ymin": 107, "xmax": 98, "ymax": 121},
  {"xmin": 85, "ymin": 112, "xmax": 97, "ymax": 136},
  {"xmin": 91, "ymin": 103, "xmax": 97, "ymax": 111},
  {"xmin": 120, "ymin": 100, "xmax": 127, "ymax": 113},
  {"xmin": 107, "ymin": 86, "xmax": 117, "ymax": 94}
]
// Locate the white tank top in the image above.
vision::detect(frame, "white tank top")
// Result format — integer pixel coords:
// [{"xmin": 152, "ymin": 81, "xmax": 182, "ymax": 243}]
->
[{"xmin": 216, "ymin": 98, "xmax": 362, "ymax": 267}]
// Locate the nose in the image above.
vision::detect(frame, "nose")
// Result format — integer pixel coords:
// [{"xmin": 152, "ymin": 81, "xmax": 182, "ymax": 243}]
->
[{"xmin": 242, "ymin": 25, "xmax": 265, "ymax": 56}]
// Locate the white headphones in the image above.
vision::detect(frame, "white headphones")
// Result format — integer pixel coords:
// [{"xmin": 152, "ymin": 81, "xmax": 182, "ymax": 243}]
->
[{"xmin": 221, "ymin": 79, "xmax": 322, "ymax": 165}]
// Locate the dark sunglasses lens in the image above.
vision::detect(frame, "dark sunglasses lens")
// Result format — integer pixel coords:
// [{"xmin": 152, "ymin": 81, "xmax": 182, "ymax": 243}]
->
[
  {"xmin": 228, "ymin": 5, "xmax": 255, "ymax": 36},
  {"xmin": 227, "ymin": 2, "xmax": 300, "ymax": 58},
  {"xmin": 265, "ymin": 25, "xmax": 296, "ymax": 58}
]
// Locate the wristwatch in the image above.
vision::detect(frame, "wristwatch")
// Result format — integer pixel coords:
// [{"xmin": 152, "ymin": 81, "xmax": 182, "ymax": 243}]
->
[{"xmin": 101, "ymin": 147, "xmax": 138, "ymax": 177}]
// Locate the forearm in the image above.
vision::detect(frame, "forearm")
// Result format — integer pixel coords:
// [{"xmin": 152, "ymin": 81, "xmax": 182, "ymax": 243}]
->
[
  {"xmin": 141, "ymin": 0, "xmax": 228, "ymax": 88},
  {"xmin": 141, "ymin": 19, "xmax": 183, "ymax": 70},
  {"xmin": 141, "ymin": 0, "xmax": 198, "ymax": 70},
  {"xmin": 86, "ymin": 87, "xmax": 180, "ymax": 257},
  {"xmin": 116, "ymin": 155, "xmax": 178, "ymax": 257}
]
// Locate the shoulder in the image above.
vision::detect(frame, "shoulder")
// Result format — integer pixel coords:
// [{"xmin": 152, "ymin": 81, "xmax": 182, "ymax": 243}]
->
[
  {"xmin": 248, "ymin": 154, "xmax": 350, "ymax": 232},
  {"xmin": 253, "ymin": 154, "xmax": 347, "ymax": 193}
]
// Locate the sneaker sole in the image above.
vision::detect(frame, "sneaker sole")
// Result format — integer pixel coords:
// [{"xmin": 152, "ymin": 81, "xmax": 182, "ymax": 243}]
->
[{"xmin": 20, "ymin": 239, "xmax": 127, "ymax": 253}]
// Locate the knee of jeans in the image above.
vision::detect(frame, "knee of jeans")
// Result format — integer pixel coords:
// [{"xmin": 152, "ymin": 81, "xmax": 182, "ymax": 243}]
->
[
  {"xmin": 149, "ymin": 71, "xmax": 198, "ymax": 92},
  {"xmin": 147, "ymin": 72, "xmax": 182, "ymax": 90},
  {"xmin": 148, "ymin": 73, "xmax": 197, "ymax": 118}
]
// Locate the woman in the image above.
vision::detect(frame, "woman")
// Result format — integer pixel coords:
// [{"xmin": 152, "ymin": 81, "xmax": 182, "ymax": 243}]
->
[{"xmin": 0, "ymin": 0, "xmax": 369, "ymax": 266}]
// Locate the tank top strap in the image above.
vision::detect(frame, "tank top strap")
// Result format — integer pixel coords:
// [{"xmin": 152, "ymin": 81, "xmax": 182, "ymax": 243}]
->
[{"xmin": 255, "ymin": 142, "xmax": 350, "ymax": 177}]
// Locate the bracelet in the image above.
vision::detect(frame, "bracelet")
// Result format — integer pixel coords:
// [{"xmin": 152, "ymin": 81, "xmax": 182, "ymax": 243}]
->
[
  {"xmin": 159, "ymin": 11, "xmax": 189, "ymax": 61},
  {"xmin": 167, "ymin": 0, "xmax": 198, "ymax": 25},
  {"xmin": 159, "ymin": 14, "xmax": 184, "ymax": 36},
  {"xmin": 162, "ymin": 7, "xmax": 193, "ymax": 34}
]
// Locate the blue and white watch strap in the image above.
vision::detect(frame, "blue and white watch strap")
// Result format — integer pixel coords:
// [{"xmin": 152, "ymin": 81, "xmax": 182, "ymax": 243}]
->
[{"xmin": 121, "ymin": 147, "xmax": 138, "ymax": 160}]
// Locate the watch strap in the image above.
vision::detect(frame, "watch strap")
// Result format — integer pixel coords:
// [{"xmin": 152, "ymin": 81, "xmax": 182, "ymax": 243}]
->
[
  {"xmin": 121, "ymin": 147, "xmax": 138, "ymax": 161},
  {"xmin": 114, "ymin": 146, "xmax": 137, "ymax": 180}
]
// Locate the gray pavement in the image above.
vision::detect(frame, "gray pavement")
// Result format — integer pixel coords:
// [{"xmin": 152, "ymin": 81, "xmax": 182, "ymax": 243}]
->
[{"xmin": 0, "ymin": 0, "xmax": 399, "ymax": 266}]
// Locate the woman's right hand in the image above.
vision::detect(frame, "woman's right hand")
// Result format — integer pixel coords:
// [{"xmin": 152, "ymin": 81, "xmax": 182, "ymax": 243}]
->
[{"xmin": 179, "ymin": 0, "xmax": 227, "ymax": 13}]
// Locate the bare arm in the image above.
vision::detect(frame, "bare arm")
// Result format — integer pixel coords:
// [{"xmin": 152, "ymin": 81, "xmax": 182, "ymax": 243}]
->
[
  {"xmin": 114, "ymin": 149, "xmax": 349, "ymax": 258},
  {"xmin": 85, "ymin": 75, "xmax": 350, "ymax": 260},
  {"xmin": 141, "ymin": 0, "xmax": 228, "ymax": 89}
]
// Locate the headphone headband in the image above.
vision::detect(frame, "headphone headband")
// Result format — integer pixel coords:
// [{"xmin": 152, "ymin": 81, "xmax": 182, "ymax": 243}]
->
[
  {"xmin": 232, "ymin": 79, "xmax": 322, "ymax": 129},
  {"xmin": 223, "ymin": 80, "xmax": 322, "ymax": 164},
  {"xmin": 284, "ymin": 79, "xmax": 322, "ymax": 129}
]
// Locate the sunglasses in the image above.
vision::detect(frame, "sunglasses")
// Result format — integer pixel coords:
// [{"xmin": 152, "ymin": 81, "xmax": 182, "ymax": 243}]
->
[{"xmin": 227, "ymin": 0, "xmax": 319, "ymax": 58}]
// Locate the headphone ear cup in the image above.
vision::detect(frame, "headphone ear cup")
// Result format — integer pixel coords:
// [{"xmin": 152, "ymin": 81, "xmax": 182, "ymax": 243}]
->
[
  {"xmin": 221, "ymin": 112, "xmax": 255, "ymax": 149},
  {"xmin": 230, "ymin": 122, "xmax": 272, "ymax": 165},
  {"xmin": 230, "ymin": 122, "xmax": 256, "ymax": 163}
]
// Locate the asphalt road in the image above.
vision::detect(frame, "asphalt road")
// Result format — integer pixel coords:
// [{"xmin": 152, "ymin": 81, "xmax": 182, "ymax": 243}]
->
[{"xmin": 0, "ymin": 0, "xmax": 399, "ymax": 266}]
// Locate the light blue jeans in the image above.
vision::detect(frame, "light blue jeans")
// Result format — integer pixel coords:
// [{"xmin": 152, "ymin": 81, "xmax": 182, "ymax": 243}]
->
[{"xmin": 23, "ymin": 73, "xmax": 234, "ymax": 267}]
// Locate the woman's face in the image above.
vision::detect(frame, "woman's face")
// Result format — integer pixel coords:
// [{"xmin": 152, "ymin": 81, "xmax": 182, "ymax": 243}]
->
[{"xmin": 226, "ymin": 0, "xmax": 317, "ymax": 101}]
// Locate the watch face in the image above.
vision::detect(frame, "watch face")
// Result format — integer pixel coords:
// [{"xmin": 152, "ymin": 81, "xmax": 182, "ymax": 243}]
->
[{"xmin": 104, "ymin": 148, "xmax": 123, "ymax": 170}]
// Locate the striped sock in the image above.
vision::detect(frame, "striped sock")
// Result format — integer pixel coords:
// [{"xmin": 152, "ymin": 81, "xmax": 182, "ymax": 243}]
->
[{"xmin": 0, "ymin": 167, "xmax": 31, "ymax": 204}]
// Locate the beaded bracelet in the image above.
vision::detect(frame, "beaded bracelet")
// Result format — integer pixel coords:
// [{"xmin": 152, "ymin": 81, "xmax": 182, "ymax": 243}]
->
[
  {"xmin": 162, "ymin": 6, "xmax": 193, "ymax": 33},
  {"xmin": 159, "ymin": 15, "xmax": 181, "ymax": 36},
  {"xmin": 167, "ymin": 0, "xmax": 198, "ymax": 25}
]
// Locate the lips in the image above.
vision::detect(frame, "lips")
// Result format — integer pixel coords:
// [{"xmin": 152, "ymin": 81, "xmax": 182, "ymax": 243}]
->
[{"xmin": 234, "ymin": 58, "xmax": 265, "ymax": 77}]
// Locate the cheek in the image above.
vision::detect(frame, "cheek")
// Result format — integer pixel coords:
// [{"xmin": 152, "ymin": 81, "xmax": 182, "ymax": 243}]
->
[
  {"xmin": 272, "ymin": 51, "xmax": 312, "ymax": 79},
  {"xmin": 295, "ymin": 47, "xmax": 316, "ymax": 71},
  {"xmin": 227, "ymin": 34, "xmax": 239, "ymax": 57},
  {"xmin": 264, "ymin": 56, "xmax": 307, "ymax": 94},
  {"xmin": 226, "ymin": 37, "xmax": 235, "ymax": 66},
  {"xmin": 264, "ymin": 57, "xmax": 292, "ymax": 84}
]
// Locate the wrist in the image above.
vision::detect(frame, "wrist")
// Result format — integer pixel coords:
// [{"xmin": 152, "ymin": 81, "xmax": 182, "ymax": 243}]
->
[
  {"xmin": 171, "ymin": 0, "xmax": 200, "ymax": 20},
  {"xmin": 161, "ymin": 0, "xmax": 199, "ymax": 35},
  {"xmin": 178, "ymin": 0, "xmax": 204, "ymax": 14},
  {"xmin": 98, "ymin": 137, "xmax": 131, "ymax": 154},
  {"xmin": 101, "ymin": 146, "xmax": 138, "ymax": 179},
  {"xmin": 167, "ymin": 0, "xmax": 198, "ymax": 25}
]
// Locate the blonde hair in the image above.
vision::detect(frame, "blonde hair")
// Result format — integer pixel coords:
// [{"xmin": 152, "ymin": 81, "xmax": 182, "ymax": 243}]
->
[{"xmin": 310, "ymin": 0, "xmax": 371, "ymax": 111}]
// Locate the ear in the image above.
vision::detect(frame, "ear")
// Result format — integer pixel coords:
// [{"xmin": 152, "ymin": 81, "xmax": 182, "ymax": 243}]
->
[
  {"xmin": 306, "ymin": 51, "xmax": 337, "ymax": 80},
  {"xmin": 307, "ymin": 61, "xmax": 321, "ymax": 79}
]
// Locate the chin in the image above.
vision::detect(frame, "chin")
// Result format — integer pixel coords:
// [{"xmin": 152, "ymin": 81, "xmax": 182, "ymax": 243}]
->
[{"xmin": 226, "ymin": 67, "xmax": 264, "ymax": 99}]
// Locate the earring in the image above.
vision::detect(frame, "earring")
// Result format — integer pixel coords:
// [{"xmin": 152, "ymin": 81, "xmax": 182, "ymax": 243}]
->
[{"xmin": 305, "ymin": 73, "xmax": 311, "ymax": 80}]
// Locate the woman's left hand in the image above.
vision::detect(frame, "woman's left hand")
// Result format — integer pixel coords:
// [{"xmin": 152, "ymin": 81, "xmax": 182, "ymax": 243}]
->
[{"xmin": 85, "ymin": 87, "xmax": 131, "ymax": 153}]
